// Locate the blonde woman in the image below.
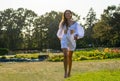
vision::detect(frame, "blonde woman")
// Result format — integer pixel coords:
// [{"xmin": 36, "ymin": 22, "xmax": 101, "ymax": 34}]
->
[{"xmin": 57, "ymin": 10, "xmax": 84, "ymax": 78}]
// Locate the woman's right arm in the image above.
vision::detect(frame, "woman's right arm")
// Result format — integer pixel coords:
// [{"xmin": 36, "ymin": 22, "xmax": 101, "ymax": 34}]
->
[{"xmin": 57, "ymin": 24, "xmax": 64, "ymax": 40}]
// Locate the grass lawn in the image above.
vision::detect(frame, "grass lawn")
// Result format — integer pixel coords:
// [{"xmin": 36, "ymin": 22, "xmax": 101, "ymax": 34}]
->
[
  {"xmin": 65, "ymin": 69, "xmax": 120, "ymax": 81},
  {"xmin": 0, "ymin": 59, "xmax": 120, "ymax": 81}
]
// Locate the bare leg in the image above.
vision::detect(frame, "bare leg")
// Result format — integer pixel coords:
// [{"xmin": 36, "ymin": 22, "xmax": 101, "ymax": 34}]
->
[
  {"xmin": 68, "ymin": 51, "xmax": 73, "ymax": 77},
  {"xmin": 62, "ymin": 48, "xmax": 68, "ymax": 78}
]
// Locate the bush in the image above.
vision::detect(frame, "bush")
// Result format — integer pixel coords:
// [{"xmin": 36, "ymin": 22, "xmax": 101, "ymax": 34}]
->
[
  {"xmin": 0, "ymin": 48, "xmax": 9, "ymax": 55},
  {"xmin": 73, "ymin": 48, "xmax": 120, "ymax": 61},
  {"xmin": 80, "ymin": 56, "xmax": 89, "ymax": 60},
  {"xmin": 1, "ymin": 56, "xmax": 7, "ymax": 59},
  {"xmin": 15, "ymin": 53, "xmax": 40, "ymax": 59},
  {"xmin": 48, "ymin": 54, "xmax": 64, "ymax": 62}
]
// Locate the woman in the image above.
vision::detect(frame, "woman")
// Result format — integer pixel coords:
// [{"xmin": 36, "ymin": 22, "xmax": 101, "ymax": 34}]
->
[{"xmin": 57, "ymin": 10, "xmax": 84, "ymax": 78}]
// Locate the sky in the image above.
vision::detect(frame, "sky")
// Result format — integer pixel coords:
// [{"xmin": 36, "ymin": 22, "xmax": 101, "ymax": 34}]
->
[{"xmin": 0, "ymin": 0, "xmax": 120, "ymax": 20}]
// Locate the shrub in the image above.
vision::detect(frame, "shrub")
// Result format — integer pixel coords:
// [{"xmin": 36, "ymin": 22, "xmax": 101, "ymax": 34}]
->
[
  {"xmin": 48, "ymin": 54, "xmax": 63, "ymax": 62},
  {"xmin": 0, "ymin": 48, "xmax": 9, "ymax": 55},
  {"xmin": 73, "ymin": 48, "xmax": 120, "ymax": 61},
  {"xmin": 80, "ymin": 56, "xmax": 89, "ymax": 60},
  {"xmin": 1, "ymin": 56, "xmax": 7, "ymax": 59},
  {"xmin": 15, "ymin": 53, "xmax": 39, "ymax": 59}
]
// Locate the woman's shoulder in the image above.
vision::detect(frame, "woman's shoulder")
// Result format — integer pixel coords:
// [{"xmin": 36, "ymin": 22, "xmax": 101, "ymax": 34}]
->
[
  {"xmin": 71, "ymin": 21, "xmax": 79, "ymax": 27},
  {"xmin": 74, "ymin": 22, "xmax": 83, "ymax": 27},
  {"xmin": 74, "ymin": 21, "xmax": 79, "ymax": 25}
]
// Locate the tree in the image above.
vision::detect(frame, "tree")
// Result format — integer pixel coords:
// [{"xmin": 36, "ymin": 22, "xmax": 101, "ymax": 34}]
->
[
  {"xmin": 33, "ymin": 15, "xmax": 47, "ymax": 50},
  {"xmin": 0, "ymin": 8, "xmax": 38, "ymax": 50},
  {"xmin": 22, "ymin": 9, "xmax": 37, "ymax": 49},
  {"xmin": 83, "ymin": 8, "xmax": 97, "ymax": 47},
  {"xmin": 93, "ymin": 5, "xmax": 120, "ymax": 47},
  {"xmin": 33, "ymin": 11, "xmax": 62, "ymax": 50},
  {"xmin": 0, "ymin": 8, "xmax": 22, "ymax": 49},
  {"xmin": 0, "ymin": 11, "xmax": 5, "ymax": 48}
]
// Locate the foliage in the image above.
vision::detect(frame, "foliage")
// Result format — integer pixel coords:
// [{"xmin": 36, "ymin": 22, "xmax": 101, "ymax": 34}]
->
[
  {"xmin": 15, "ymin": 53, "xmax": 39, "ymax": 59},
  {"xmin": 81, "ymin": 8, "xmax": 97, "ymax": 47},
  {"xmin": 0, "ymin": 48, "xmax": 119, "ymax": 62},
  {"xmin": 73, "ymin": 48, "xmax": 120, "ymax": 61},
  {"xmin": 48, "ymin": 48, "xmax": 120, "ymax": 62},
  {"xmin": 0, "ymin": 48, "xmax": 9, "ymax": 55},
  {"xmin": 0, "ymin": 8, "xmax": 37, "ymax": 50},
  {"xmin": 0, "ymin": 5, "xmax": 120, "ymax": 50},
  {"xmin": 48, "ymin": 53, "xmax": 64, "ymax": 62},
  {"xmin": 33, "ymin": 11, "xmax": 62, "ymax": 50},
  {"xmin": 93, "ymin": 5, "xmax": 120, "ymax": 46},
  {"xmin": 0, "ymin": 8, "xmax": 80, "ymax": 50},
  {"xmin": 0, "ymin": 56, "xmax": 7, "ymax": 59}
]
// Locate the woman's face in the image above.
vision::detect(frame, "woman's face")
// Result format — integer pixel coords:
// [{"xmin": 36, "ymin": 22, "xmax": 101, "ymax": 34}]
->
[{"xmin": 65, "ymin": 11, "xmax": 72, "ymax": 20}]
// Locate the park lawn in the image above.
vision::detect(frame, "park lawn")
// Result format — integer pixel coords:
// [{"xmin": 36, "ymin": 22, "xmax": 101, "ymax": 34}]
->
[
  {"xmin": 65, "ymin": 69, "xmax": 120, "ymax": 81},
  {"xmin": 0, "ymin": 59, "xmax": 120, "ymax": 81}
]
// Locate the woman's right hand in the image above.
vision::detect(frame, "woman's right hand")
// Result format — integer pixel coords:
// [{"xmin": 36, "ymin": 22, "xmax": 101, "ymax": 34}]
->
[
  {"xmin": 70, "ymin": 30, "xmax": 74, "ymax": 34},
  {"xmin": 58, "ymin": 38, "xmax": 61, "ymax": 40}
]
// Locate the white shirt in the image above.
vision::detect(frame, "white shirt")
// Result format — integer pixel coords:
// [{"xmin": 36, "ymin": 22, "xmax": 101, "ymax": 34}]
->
[
  {"xmin": 57, "ymin": 22, "xmax": 84, "ymax": 51},
  {"xmin": 57, "ymin": 22, "xmax": 84, "ymax": 39}
]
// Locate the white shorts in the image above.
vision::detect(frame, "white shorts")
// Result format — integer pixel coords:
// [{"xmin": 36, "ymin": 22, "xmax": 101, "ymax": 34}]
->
[{"xmin": 61, "ymin": 34, "xmax": 76, "ymax": 51}]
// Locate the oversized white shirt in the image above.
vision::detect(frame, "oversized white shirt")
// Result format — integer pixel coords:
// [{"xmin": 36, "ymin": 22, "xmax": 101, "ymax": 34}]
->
[{"xmin": 57, "ymin": 22, "xmax": 84, "ymax": 51}]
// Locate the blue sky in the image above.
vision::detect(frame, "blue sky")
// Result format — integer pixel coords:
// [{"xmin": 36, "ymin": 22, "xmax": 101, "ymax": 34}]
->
[{"xmin": 0, "ymin": 0, "xmax": 119, "ymax": 19}]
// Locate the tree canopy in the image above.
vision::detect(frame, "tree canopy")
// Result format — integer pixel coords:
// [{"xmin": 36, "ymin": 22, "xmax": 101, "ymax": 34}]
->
[{"xmin": 0, "ymin": 5, "xmax": 120, "ymax": 51}]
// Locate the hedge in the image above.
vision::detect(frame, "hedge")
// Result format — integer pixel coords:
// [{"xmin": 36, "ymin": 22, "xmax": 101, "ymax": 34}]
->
[{"xmin": 0, "ymin": 48, "xmax": 9, "ymax": 55}]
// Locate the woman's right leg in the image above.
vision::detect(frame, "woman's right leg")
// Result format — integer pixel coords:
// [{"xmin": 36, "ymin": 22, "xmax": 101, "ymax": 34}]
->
[{"xmin": 62, "ymin": 48, "xmax": 68, "ymax": 78}]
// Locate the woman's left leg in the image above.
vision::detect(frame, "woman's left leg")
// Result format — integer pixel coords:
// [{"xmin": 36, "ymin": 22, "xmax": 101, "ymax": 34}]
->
[{"xmin": 67, "ymin": 51, "xmax": 73, "ymax": 77}]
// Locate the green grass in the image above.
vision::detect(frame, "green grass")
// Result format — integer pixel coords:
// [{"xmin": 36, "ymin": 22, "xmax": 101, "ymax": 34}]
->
[
  {"xmin": 0, "ymin": 59, "xmax": 120, "ymax": 81},
  {"xmin": 65, "ymin": 69, "xmax": 120, "ymax": 81}
]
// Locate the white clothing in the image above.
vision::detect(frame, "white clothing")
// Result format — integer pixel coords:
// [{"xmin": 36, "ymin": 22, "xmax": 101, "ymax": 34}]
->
[{"xmin": 57, "ymin": 22, "xmax": 84, "ymax": 51}]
